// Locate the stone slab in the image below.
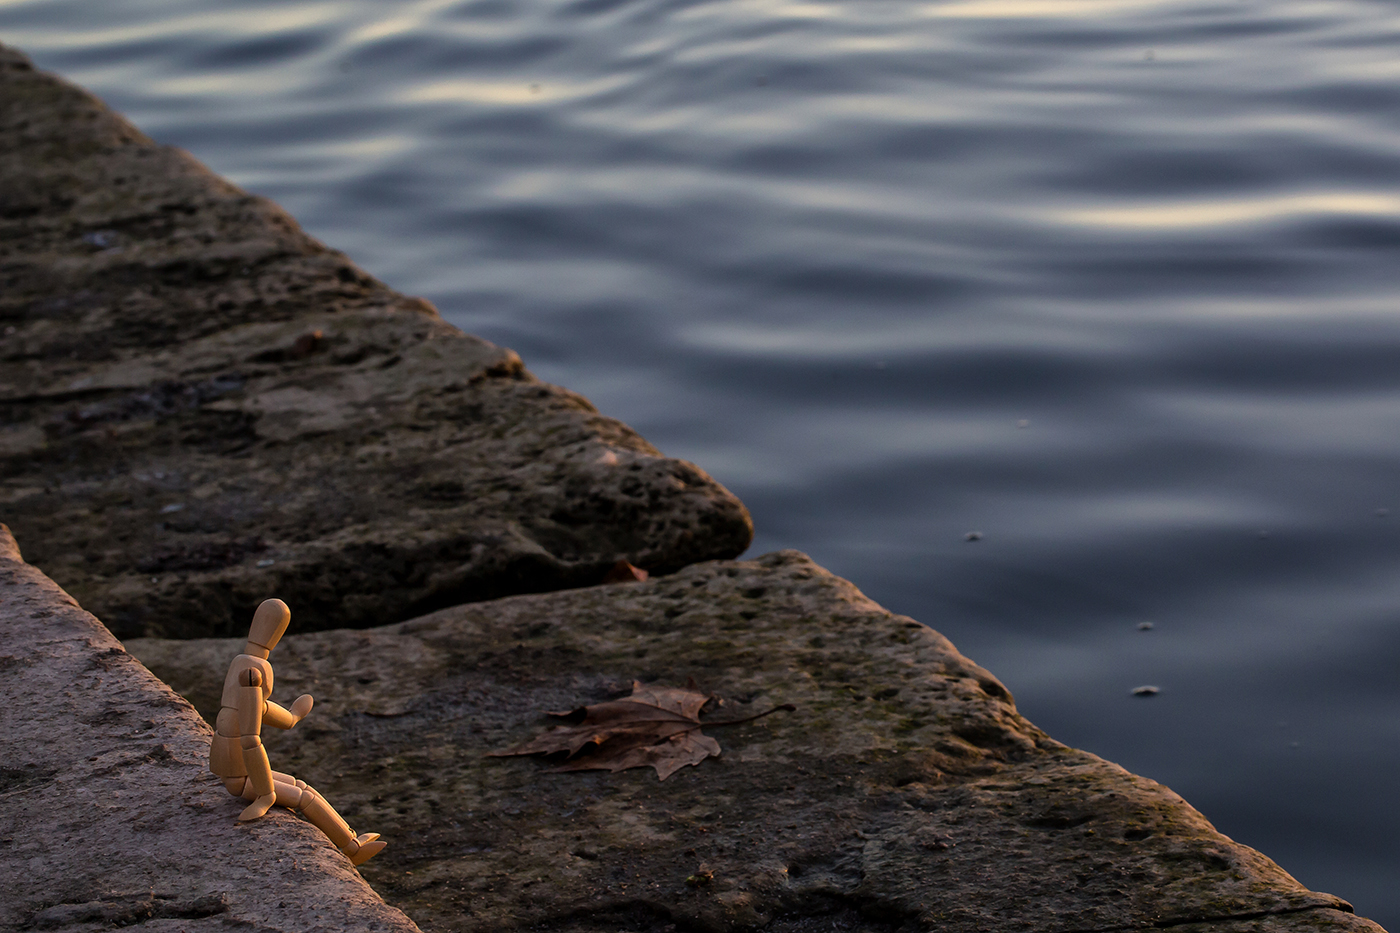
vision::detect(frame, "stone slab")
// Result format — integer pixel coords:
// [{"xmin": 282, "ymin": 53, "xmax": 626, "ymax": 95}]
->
[
  {"xmin": 0, "ymin": 43, "xmax": 751, "ymax": 640},
  {"xmin": 0, "ymin": 524, "xmax": 422, "ymax": 933},
  {"xmin": 127, "ymin": 546, "xmax": 1386, "ymax": 933}
]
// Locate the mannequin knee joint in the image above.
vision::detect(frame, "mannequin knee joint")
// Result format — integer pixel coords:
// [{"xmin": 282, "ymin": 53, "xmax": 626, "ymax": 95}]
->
[{"xmin": 292, "ymin": 783, "xmax": 318, "ymax": 812}]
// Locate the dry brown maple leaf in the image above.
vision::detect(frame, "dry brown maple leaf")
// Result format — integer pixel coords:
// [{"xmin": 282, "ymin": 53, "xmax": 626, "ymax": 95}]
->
[{"xmin": 488, "ymin": 679, "xmax": 794, "ymax": 780}]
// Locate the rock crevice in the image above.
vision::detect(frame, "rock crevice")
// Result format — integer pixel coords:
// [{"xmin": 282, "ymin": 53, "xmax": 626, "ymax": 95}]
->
[{"xmin": 0, "ymin": 524, "xmax": 422, "ymax": 933}]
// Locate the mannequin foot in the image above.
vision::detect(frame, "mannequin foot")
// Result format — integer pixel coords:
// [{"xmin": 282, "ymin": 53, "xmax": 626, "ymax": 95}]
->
[
  {"xmin": 346, "ymin": 833, "xmax": 386, "ymax": 866},
  {"xmin": 238, "ymin": 793, "xmax": 276, "ymax": 821}
]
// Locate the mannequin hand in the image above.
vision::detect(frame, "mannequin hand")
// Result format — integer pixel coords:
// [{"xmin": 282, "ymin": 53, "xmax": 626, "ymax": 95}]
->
[
  {"xmin": 291, "ymin": 694, "xmax": 314, "ymax": 721},
  {"xmin": 238, "ymin": 793, "xmax": 276, "ymax": 821}
]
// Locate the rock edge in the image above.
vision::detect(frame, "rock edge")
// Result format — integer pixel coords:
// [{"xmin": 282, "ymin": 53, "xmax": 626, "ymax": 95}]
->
[
  {"xmin": 0, "ymin": 42, "xmax": 751, "ymax": 640},
  {"xmin": 127, "ymin": 542, "xmax": 1387, "ymax": 933}
]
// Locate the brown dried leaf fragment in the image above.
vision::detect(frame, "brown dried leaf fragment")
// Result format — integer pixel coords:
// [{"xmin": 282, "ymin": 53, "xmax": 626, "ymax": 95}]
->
[
  {"xmin": 601, "ymin": 560, "xmax": 649, "ymax": 584},
  {"xmin": 489, "ymin": 679, "xmax": 793, "ymax": 780}
]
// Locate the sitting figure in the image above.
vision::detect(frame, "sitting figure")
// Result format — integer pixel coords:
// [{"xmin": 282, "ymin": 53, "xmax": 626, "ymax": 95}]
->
[{"xmin": 209, "ymin": 598, "xmax": 386, "ymax": 866}]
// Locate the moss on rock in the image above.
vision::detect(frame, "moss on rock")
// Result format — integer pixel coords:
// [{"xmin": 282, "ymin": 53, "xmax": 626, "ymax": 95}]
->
[{"xmin": 127, "ymin": 551, "xmax": 1383, "ymax": 933}]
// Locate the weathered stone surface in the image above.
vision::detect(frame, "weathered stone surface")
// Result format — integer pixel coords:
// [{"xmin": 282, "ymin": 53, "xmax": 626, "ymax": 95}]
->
[
  {"xmin": 0, "ymin": 525, "xmax": 421, "ymax": 933},
  {"xmin": 127, "ymin": 548, "xmax": 1386, "ymax": 933},
  {"xmin": 0, "ymin": 44, "xmax": 752, "ymax": 640}
]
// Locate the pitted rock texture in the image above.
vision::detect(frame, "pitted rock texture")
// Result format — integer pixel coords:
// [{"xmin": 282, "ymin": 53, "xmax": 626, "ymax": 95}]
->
[
  {"xmin": 127, "ymin": 549, "xmax": 1386, "ymax": 933},
  {"xmin": 0, "ymin": 525, "xmax": 422, "ymax": 933},
  {"xmin": 0, "ymin": 43, "xmax": 752, "ymax": 639}
]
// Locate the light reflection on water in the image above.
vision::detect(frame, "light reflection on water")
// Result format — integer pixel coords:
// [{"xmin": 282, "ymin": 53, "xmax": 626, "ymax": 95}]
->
[
  {"xmin": 1055, "ymin": 191, "xmax": 1400, "ymax": 229},
  {"xmin": 3, "ymin": 0, "xmax": 1400, "ymax": 924}
]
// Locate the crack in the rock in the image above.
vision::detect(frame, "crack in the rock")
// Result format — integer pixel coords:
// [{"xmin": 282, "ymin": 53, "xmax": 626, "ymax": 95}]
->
[
  {"xmin": 1052, "ymin": 902, "xmax": 1354, "ymax": 933},
  {"xmin": 26, "ymin": 892, "xmax": 229, "ymax": 929}
]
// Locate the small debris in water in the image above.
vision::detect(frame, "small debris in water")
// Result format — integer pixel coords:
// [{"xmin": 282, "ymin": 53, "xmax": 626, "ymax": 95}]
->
[
  {"xmin": 1016, "ymin": 419, "xmax": 1030, "ymax": 428},
  {"xmin": 1137, "ymin": 621, "xmax": 1153, "ymax": 631},
  {"xmin": 964, "ymin": 531, "xmax": 983, "ymax": 542},
  {"xmin": 256, "ymin": 559, "xmax": 276, "ymax": 568},
  {"xmin": 160, "ymin": 503, "xmax": 184, "ymax": 513},
  {"xmin": 1131, "ymin": 685, "xmax": 1159, "ymax": 697},
  {"xmin": 1376, "ymin": 508, "xmax": 1389, "ymax": 518}
]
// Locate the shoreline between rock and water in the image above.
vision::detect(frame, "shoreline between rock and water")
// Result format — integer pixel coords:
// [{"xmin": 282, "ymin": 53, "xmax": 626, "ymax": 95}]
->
[{"xmin": 0, "ymin": 44, "xmax": 1387, "ymax": 933}]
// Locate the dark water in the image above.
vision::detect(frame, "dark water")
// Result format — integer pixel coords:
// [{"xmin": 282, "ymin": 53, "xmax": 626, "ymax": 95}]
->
[{"xmin": 4, "ymin": 0, "xmax": 1399, "ymax": 923}]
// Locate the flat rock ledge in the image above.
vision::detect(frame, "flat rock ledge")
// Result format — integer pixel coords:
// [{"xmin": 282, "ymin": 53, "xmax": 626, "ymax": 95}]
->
[
  {"xmin": 0, "ymin": 526, "xmax": 421, "ymax": 933},
  {"xmin": 116, "ymin": 531, "xmax": 1385, "ymax": 933},
  {"xmin": 0, "ymin": 43, "xmax": 751, "ymax": 640}
]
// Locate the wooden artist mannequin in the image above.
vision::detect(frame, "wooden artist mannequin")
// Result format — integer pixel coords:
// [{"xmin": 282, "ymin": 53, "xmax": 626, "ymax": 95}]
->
[{"xmin": 209, "ymin": 598, "xmax": 386, "ymax": 866}]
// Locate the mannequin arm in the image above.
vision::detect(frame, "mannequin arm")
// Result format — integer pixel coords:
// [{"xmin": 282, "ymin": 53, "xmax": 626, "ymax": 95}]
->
[
  {"xmin": 263, "ymin": 694, "xmax": 314, "ymax": 730},
  {"xmin": 237, "ymin": 668, "xmax": 276, "ymax": 819}
]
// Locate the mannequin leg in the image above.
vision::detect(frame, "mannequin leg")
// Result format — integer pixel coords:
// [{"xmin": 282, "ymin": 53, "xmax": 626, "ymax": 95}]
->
[
  {"xmin": 237, "ymin": 772, "xmax": 385, "ymax": 866},
  {"xmin": 288, "ymin": 781, "xmax": 354, "ymax": 849},
  {"xmin": 297, "ymin": 784, "xmax": 386, "ymax": 866}
]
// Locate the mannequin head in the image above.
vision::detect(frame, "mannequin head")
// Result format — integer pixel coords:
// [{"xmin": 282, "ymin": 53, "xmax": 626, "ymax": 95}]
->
[{"xmin": 245, "ymin": 598, "xmax": 291, "ymax": 657}]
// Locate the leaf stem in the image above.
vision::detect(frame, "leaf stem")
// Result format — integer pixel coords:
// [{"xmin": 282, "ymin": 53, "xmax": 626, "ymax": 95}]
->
[{"xmin": 700, "ymin": 704, "xmax": 796, "ymax": 728}]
